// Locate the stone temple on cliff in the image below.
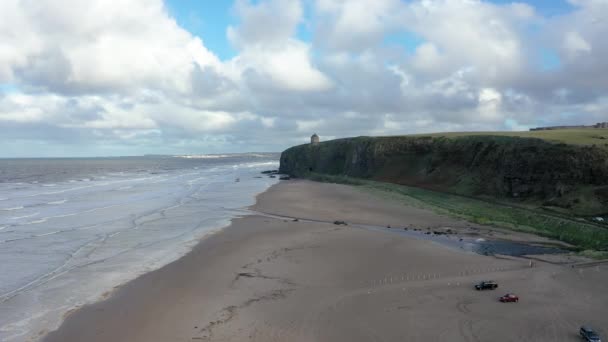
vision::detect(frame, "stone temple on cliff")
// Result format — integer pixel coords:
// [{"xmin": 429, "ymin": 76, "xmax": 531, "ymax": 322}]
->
[{"xmin": 311, "ymin": 133, "xmax": 320, "ymax": 145}]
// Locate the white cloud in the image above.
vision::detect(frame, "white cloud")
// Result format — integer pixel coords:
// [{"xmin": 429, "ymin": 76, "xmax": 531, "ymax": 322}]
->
[
  {"xmin": 296, "ymin": 119, "xmax": 324, "ymax": 132},
  {"xmin": 404, "ymin": 0, "xmax": 531, "ymax": 81},
  {"xmin": 314, "ymin": 0, "xmax": 404, "ymax": 51},
  {"xmin": 1, "ymin": 0, "xmax": 608, "ymax": 156},
  {"xmin": 260, "ymin": 117, "xmax": 276, "ymax": 128},
  {"xmin": 563, "ymin": 31, "xmax": 592, "ymax": 57},
  {"xmin": 227, "ymin": 0, "xmax": 332, "ymax": 92},
  {"xmin": 477, "ymin": 88, "xmax": 503, "ymax": 122},
  {"xmin": 412, "ymin": 43, "xmax": 444, "ymax": 72},
  {"xmin": 227, "ymin": 0, "xmax": 302, "ymax": 48},
  {"xmin": 232, "ymin": 40, "xmax": 333, "ymax": 91},
  {"xmin": 0, "ymin": 0, "xmax": 222, "ymax": 95},
  {"xmin": 0, "ymin": 93, "xmax": 78, "ymax": 123}
]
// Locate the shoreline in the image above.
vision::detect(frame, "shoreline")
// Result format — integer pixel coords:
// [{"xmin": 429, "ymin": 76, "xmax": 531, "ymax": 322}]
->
[
  {"xmin": 0, "ymin": 167, "xmax": 278, "ymax": 342},
  {"xmin": 43, "ymin": 180, "xmax": 608, "ymax": 341}
]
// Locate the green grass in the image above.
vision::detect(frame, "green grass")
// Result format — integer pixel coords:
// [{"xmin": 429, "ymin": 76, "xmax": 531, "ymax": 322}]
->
[
  {"xmin": 579, "ymin": 250, "xmax": 608, "ymax": 260},
  {"xmin": 405, "ymin": 128, "xmax": 608, "ymax": 150},
  {"xmin": 307, "ymin": 173, "xmax": 608, "ymax": 253}
]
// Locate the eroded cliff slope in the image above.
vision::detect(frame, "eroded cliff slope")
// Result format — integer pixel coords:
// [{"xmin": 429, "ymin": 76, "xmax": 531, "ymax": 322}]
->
[{"xmin": 280, "ymin": 135, "xmax": 608, "ymax": 216}]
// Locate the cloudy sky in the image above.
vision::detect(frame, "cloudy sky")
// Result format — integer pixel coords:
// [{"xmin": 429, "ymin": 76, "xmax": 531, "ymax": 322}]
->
[{"xmin": 1, "ymin": 0, "xmax": 607, "ymax": 157}]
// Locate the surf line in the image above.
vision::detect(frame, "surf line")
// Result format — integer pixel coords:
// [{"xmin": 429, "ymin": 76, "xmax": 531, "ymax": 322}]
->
[{"xmin": 1, "ymin": 206, "xmax": 24, "ymax": 211}]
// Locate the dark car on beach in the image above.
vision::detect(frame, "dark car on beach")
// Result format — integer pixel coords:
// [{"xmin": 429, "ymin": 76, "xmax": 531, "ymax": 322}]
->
[
  {"xmin": 474, "ymin": 281, "xmax": 498, "ymax": 290},
  {"xmin": 580, "ymin": 326, "xmax": 602, "ymax": 342}
]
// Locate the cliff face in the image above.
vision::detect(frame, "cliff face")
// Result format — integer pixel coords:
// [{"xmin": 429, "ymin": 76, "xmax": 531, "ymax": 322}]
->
[{"xmin": 279, "ymin": 136, "xmax": 608, "ymax": 215}]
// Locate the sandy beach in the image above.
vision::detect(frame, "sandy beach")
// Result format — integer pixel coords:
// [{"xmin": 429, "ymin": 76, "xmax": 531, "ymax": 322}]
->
[{"xmin": 43, "ymin": 180, "xmax": 608, "ymax": 342}]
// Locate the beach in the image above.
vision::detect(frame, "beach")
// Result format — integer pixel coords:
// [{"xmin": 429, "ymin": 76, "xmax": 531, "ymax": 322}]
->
[{"xmin": 43, "ymin": 180, "xmax": 608, "ymax": 342}]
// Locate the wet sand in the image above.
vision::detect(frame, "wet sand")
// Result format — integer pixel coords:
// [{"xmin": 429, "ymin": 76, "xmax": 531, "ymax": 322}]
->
[{"xmin": 43, "ymin": 180, "xmax": 608, "ymax": 342}]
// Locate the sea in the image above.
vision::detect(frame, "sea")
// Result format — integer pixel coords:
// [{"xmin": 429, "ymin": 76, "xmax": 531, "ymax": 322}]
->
[{"xmin": 0, "ymin": 154, "xmax": 279, "ymax": 341}]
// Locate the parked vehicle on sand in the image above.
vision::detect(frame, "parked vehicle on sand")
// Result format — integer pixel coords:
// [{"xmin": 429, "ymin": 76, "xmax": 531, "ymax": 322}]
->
[
  {"xmin": 499, "ymin": 293, "xmax": 519, "ymax": 302},
  {"xmin": 580, "ymin": 326, "xmax": 602, "ymax": 342},
  {"xmin": 474, "ymin": 281, "xmax": 498, "ymax": 290}
]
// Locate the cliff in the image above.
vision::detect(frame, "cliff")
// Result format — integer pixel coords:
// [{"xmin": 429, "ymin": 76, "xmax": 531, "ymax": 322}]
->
[{"xmin": 279, "ymin": 135, "xmax": 608, "ymax": 216}]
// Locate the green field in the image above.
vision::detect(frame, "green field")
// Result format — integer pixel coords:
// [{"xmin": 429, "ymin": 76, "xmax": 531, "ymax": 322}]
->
[
  {"xmin": 408, "ymin": 128, "xmax": 608, "ymax": 150},
  {"xmin": 308, "ymin": 173, "xmax": 608, "ymax": 258}
]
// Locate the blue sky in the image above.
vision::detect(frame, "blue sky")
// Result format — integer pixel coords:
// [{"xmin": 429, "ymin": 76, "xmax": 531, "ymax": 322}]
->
[
  {"xmin": 165, "ymin": 1, "xmax": 237, "ymax": 60},
  {"xmin": 165, "ymin": 0, "xmax": 321, "ymax": 61},
  {"xmin": 164, "ymin": 0, "xmax": 576, "ymax": 59},
  {"xmin": 163, "ymin": 0, "xmax": 575, "ymax": 69},
  {"xmin": 490, "ymin": 0, "xmax": 575, "ymax": 16}
]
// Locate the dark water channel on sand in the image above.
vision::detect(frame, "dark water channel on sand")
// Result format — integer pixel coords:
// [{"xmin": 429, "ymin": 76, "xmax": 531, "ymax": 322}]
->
[{"xmin": 361, "ymin": 225, "xmax": 566, "ymax": 257}]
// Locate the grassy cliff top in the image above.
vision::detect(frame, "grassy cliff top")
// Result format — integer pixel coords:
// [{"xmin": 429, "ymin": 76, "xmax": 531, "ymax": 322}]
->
[{"xmin": 407, "ymin": 128, "xmax": 608, "ymax": 149}]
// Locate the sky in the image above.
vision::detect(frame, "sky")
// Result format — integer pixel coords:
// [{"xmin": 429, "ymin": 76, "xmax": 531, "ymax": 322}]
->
[{"xmin": 1, "ymin": 0, "xmax": 607, "ymax": 157}]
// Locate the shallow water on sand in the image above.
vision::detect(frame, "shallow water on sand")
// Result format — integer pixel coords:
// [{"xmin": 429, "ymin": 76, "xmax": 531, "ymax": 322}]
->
[
  {"xmin": 364, "ymin": 226, "xmax": 566, "ymax": 256},
  {"xmin": 0, "ymin": 155, "xmax": 278, "ymax": 341}
]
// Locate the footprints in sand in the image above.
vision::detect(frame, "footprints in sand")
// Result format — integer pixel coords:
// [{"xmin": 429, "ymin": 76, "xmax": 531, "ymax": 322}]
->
[
  {"xmin": 456, "ymin": 298, "xmax": 473, "ymax": 314},
  {"xmin": 458, "ymin": 318, "xmax": 481, "ymax": 342},
  {"xmin": 455, "ymin": 299, "xmax": 483, "ymax": 342},
  {"xmin": 193, "ymin": 247, "xmax": 301, "ymax": 341},
  {"xmin": 191, "ymin": 289, "xmax": 294, "ymax": 341}
]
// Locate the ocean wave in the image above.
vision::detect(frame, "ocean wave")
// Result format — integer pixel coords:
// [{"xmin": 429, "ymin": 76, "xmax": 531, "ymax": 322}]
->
[
  {"xmin": 42, "ymin": 184, "xmax": 57, "ymax": 187},
  {"xmin": 11, "ymin": 212, "xmax": 39, "ymax": 220},
  {"xmin": 49, "ymin": 213, "xmax": 77, "ymax": 219},
  {"xmin": 175, "ymin": 154, "xmax": 231, "ymax": 159},
  {"xmin": 1, "ymin": 206, "xmax": 24, "ymax": 211},
  {"xmin": 47, "ymin": 199, "xmax": 67, "ymax": 205},
  {"xmin": 242, "ymin": 161, "xmax": 280, "ymax": 168},
  {"xmin": 0, "ymin": 226, "xmax": 7, "ymax": 231},
  {"xmin": 174, "ymin": 153, "xmax": 276, "ymax": 159},
  {"xmin": 24, "ymin": 218, "xmax": 47, "ymax": 225}
]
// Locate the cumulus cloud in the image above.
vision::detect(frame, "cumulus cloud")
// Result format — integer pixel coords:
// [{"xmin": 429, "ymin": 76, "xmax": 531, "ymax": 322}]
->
[
  {"xmin": 314, "ymin": 0, "xmax": 405, "ymax": 51},
  {"xmin": 0, "ymin": 0, "xmax": 222, "ymax": 95},
  {"xmin": 0, "ymin": 0, "xmax": 607, "ymax": 156},
  {"xmin": 227, "ymin": 0, "xmax": 332, "ymax": 92}
]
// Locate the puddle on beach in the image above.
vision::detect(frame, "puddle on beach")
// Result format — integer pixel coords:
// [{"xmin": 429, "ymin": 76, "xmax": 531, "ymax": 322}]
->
[{"xmin": 360, "ymin": 225, "xmax": 566, "ymax": 257}]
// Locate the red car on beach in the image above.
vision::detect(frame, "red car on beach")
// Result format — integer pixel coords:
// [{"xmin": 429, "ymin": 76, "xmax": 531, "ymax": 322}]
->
[{"xmin": 499, "ymin": 293, "xmax": 519, "ymax": 302}]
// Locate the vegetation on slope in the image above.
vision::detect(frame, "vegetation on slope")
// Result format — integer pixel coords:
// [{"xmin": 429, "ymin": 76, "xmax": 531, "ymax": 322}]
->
[
  {"xmin": 280, "ymin": 132, "xmax": 608, "ymax": 254},
  {"xmin": 308, "ymin": 173, "xmax": 608, "ymax": 256},
  {"xmin": 414, "ymin": 128, "xmax": 608, "ymax": 150}
]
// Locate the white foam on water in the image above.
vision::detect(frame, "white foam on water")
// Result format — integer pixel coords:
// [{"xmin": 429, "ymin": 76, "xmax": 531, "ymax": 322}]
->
[
  {"xmin": 46, "ymin": 200, "xmax": 67, "ymax": 205},
  {"xmin": 0, "ymin": 159, "xmax": 279, "ymax": 342},
  {"xmin": 1, "ymin": 207, "xmax": 23, "ymax": 211},
  {"xmin": 23, "ymin": 218, "xmax": 47, "ymax": 225},
  {"xmin": 10, "ymin": 213, "xmax": 39, "ymax": 220},
  {"xmin": 176, "ymin": 154, "xmax": 231, "ymax": 159}
]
